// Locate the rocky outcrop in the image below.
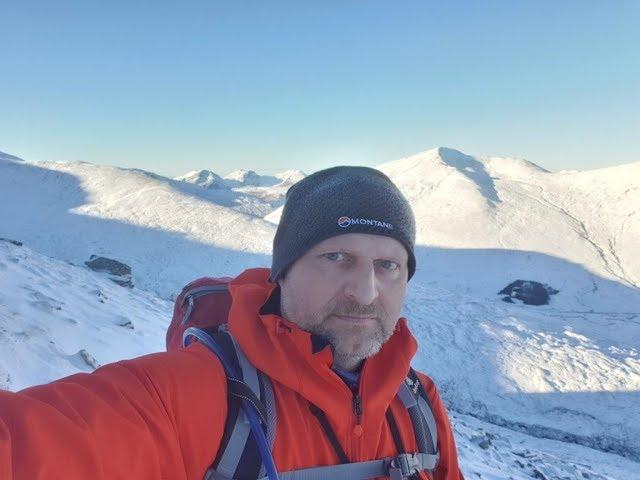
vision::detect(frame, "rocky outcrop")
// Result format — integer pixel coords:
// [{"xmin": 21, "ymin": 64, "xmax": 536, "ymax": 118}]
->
[
  {"xmin": 499, "ymin": 280, "xmax": 559, "ymax": 305},
  {"xmin": 85, "ymin": 255, "xmax": 133, "ymax": 288}
]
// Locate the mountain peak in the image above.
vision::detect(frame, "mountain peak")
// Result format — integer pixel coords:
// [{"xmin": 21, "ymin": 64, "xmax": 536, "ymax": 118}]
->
[
  {"xmin": 275, "ymin": 169, "xmax": 306, "ymax": 185},
  {"xmin": 378, "ymin": 147, "xmax": 501, "ymax": 205},
  {"xmin": 224, "ymin": 169, "xmax": 262, "ymax": 186},
  {"xmin": 174, "ymin": 169, "xmax": 228, "ymax": 189}
]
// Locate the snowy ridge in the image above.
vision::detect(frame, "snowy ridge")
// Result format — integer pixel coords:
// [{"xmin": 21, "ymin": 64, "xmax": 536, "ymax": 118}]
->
[
  {"xmin": 0, "ymin": 151, "xmax": 24, "ymax": 163},
  {"xmin": 174, "ymin": 169, "xmax": 229, "ymax": 189},
  {"xmin": 224, "ymin": 168, "xmax": 268, "ymax": 186},
  {"xmin": 222, "ymin": 168, "xmax": 305, "ymax": 188},
  {"xmin": 0, "ymin": 156, "xmax": 274, "ymax": 298},
  {"xmin": 177, "ymin": 167, "xmax": 306, "ymax": 208},
  {"xmin": 379, "ymin": 147, "xmax": 640, "ymax": 289},
  {"xmin": 274, "ymin": 169, "xmax": 306, "ymax": 185}
]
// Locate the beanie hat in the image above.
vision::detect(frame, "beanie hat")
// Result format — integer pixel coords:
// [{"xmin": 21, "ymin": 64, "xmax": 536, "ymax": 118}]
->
[{"xmin": 270, "ymin": 166, "xmax": 416, "ymax": 282}]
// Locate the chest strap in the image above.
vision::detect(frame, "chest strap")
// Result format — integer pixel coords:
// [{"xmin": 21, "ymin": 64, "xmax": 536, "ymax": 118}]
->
[{"xmin": 210, "ymin": 452, "xmax": 438, "ymax": 480}]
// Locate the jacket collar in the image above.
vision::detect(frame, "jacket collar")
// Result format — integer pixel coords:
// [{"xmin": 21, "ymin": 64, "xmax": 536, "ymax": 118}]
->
[{"xmin": 227, "ymin": 268, "xmax": 418, "ymax": 430}]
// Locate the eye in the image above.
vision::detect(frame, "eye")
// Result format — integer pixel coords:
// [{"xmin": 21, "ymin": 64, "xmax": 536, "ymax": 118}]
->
[
  {"xmin": 323, "ymin": 252, "xmax": 347, "ymax": 262},
  {"xmin": 375, "ymin": 259, "xmax": 400, "ymax": 272}
]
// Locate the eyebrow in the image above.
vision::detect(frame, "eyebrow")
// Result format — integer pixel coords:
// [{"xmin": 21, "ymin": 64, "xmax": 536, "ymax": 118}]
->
[{"xmin": 319, "ymin": 248, "xmax": 405, "ymax": 261}]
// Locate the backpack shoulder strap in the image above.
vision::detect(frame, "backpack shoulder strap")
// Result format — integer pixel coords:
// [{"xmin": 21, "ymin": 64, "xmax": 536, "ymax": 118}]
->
[
  {"xmin": 397, "ymin": 368, "xmax": 439, "ymax": 462},
  {"xmin": 183, "ymin": 327, "xmax": 278, "ymax": 480}
]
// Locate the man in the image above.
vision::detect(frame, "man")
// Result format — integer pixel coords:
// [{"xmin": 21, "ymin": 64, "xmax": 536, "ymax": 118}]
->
[{"xmin": 0, "ymin": 166, "xmax": 463, "ymax": 479}]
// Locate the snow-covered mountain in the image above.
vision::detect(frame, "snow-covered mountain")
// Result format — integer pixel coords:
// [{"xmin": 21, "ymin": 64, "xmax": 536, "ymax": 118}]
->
[
  {"xmin": 224, "ymin": 168, "xmax": 270, "ymax": 187},
  {"xmin": 176, "ymin": 167, "xmax": 306, "ymax": 207},
  {"xmin": 274, "ymin": 169, "xmax": 306, "ymax": 185},
  {"xmin": 380, "ymin": 147, "xmax": 640, "ymax": 291},
  {"xmin": 0, "ymin": 157, "xmax": 274, "ymax": 298},
  {"xmin": 174, "ymin": 169, "xmax": 229, "ymax": 189},
  {"xmin": 1, "ymin": 147, "xmax": 639, "ymax": 478},
  {"xmin": 223, "ymin": 168, "xmax": 306, "ymax": 188}
]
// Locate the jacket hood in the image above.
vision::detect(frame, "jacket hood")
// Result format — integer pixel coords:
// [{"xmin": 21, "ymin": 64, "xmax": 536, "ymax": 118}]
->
[{"xmin": 227, "ymin": 268, "xmax": 418, "ymax": 434}]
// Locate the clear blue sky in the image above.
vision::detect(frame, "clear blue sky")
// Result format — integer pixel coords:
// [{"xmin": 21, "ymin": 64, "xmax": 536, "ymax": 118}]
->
[{"xmin": 1, "ymin": 1, "xmax": 638, "ymax": 177}]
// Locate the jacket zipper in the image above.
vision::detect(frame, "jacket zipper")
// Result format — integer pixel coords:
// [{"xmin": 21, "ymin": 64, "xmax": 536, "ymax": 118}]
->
[
  {"xmin": 351, "ymin": 359, "xmax": 369, "ymax": 462},
  {"xmin": 351, "ymin": 392, "xmax": 363, "ymax": 462},
  {"xmin": 352, "ymin": 393, "xmax": 363, "ymax": 424}
]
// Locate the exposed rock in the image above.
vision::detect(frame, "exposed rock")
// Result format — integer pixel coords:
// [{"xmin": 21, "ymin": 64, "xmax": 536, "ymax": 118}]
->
[
  {"xmin": 499, "ymin": 280, "xmax": 559, "ymax": 306},
  {"xmin": 471, "ymin": 432, "xmax": 494, "ymax": 450},
  {"xmin": 85, "ymin": 255, "xmax": 133, "ymax": 288},
  {"xmin": 532, "ymin": 468, "xmax": 548, "ymax": 480},
  {"xmin": 78, "ymin": 349, "xmax": 101, "ymax": 370},
  {"xmin": 118, "ymin": 320, "xmax": 134, "ymax": 330}
]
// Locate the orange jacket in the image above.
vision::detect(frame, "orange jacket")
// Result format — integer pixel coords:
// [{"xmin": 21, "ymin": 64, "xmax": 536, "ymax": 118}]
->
[{"xmin": 0, "ymin": 269, "xmax": 463, "ymax": 479}]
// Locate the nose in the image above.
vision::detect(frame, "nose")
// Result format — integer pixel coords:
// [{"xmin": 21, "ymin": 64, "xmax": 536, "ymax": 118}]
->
[{"xmin": 343, "ymin": 263, "xmax": 379, "ymax": 306}]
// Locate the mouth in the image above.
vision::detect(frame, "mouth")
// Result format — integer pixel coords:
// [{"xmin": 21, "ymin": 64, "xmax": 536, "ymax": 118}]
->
[{"xmin": 332, "ymin": 314, "xmax": 377, "ymax": 323}]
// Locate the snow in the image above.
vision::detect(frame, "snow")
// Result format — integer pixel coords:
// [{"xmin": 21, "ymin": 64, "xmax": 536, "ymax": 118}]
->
[
  {"xmin": 264, "ymin": 205, "xmax": 284, "ymax": 225},
  {"xmin": 0, "ymin": 240, "xmax": 169, "ymax": 391},
  {"xmin": 406, "ymin": 279, "xmax": 640, "ymax": 460},
  {"xmin": 0, "ymin": 157, "xmax": 274, "ymax": 298},
  {"xmin": 379, "ymin": 147, "xmax": 639, "ymax": 291},
  {"xmin": 1, "ymin": 147, "xmax": 639, "ymax": 478},
  {"xmin": 224, "ymin": 168, "xmax": 269, "ymax": 187},
  {"xmin": 221, "ymin": 168, "xmax": 305, "ymax": 188},
  {"xmin": 177, "ymin": 167, "xmax": 307, "ymax": 210},
  {"xmin": 174, "ymin": 169, "xmax": 229, "ymax": 189},
  {"xmin": 274, "ymin": 169, "xmax": 306, "ymax": 185}
]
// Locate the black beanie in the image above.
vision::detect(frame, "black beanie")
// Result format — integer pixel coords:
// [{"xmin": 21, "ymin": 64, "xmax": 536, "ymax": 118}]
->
[{"xmin": 270, "ymin": 166, "xmax": 416, "ymax": 282}]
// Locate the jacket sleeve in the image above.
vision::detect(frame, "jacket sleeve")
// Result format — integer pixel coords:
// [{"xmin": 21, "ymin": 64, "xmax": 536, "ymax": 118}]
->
[
  {"xmin": 0, "ymin": 342, "xmax": 227, "ymax": 480},
  {"xmin": 416, "ymin": 372, "xmax": 465, "ymax": 480}
]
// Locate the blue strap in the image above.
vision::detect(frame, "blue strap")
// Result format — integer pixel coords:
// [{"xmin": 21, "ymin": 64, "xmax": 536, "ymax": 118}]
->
[{"xmin": 183, "ymin": 327, "xmax": 281, "ymax": 480}]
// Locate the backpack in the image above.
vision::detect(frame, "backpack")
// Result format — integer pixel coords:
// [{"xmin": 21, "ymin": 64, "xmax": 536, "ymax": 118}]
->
[
  {"xmin": 167, "ymin": 277, "xmax": 440, "ymax": 480},
  {"xmin": 166, "ymin": 276, "xmax": 233, "ymax": 351}
]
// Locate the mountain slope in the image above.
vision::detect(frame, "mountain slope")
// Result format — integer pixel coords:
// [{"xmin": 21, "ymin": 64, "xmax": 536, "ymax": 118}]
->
[
  {"xmin": 0, "ymin": 239, "xmax": 170, "ymax": 391},
  {"xmin": 0, "ymin": 156, "xmax": 274, "ymax": 298},
  {"xmin": 379, "ymin": 147, "xmax": 640, "ymax": 304}
]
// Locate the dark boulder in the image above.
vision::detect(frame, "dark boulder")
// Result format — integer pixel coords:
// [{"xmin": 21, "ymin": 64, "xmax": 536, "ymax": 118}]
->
[
  {"xmin": 499, "ymin": 280, "xmax": 558, "ymax": 306},
  {"xmin": 85, "ymin": 255, "xmax": 133, "ymax": 288}
]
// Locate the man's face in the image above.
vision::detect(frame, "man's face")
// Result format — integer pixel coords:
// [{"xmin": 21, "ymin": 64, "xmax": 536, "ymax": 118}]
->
[{"xmin": 278, "ymin": 233, "xmax": 409, "ymax": 371}]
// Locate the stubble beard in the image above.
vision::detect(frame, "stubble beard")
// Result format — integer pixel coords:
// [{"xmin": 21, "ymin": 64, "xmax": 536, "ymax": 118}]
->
[{"xmin": 282, "ymin": 296, "xmax": 396, "ymax": 371}]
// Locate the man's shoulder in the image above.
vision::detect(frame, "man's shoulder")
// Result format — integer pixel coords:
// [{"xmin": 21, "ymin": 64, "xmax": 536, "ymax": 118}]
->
[{"xmin": 121, "ymin": 342, "xmax": 225, "ymax": 381}]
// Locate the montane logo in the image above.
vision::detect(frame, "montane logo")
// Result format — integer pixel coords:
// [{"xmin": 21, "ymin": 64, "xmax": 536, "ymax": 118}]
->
[{"xmin": 337, "ymin": 216, "xmax": 394, "ymax": 230}]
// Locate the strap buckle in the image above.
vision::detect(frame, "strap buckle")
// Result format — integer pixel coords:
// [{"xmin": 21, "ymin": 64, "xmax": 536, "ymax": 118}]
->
[{"xmin": 388, "ymin": 453, "xmax": 421, "ymax": 479}]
